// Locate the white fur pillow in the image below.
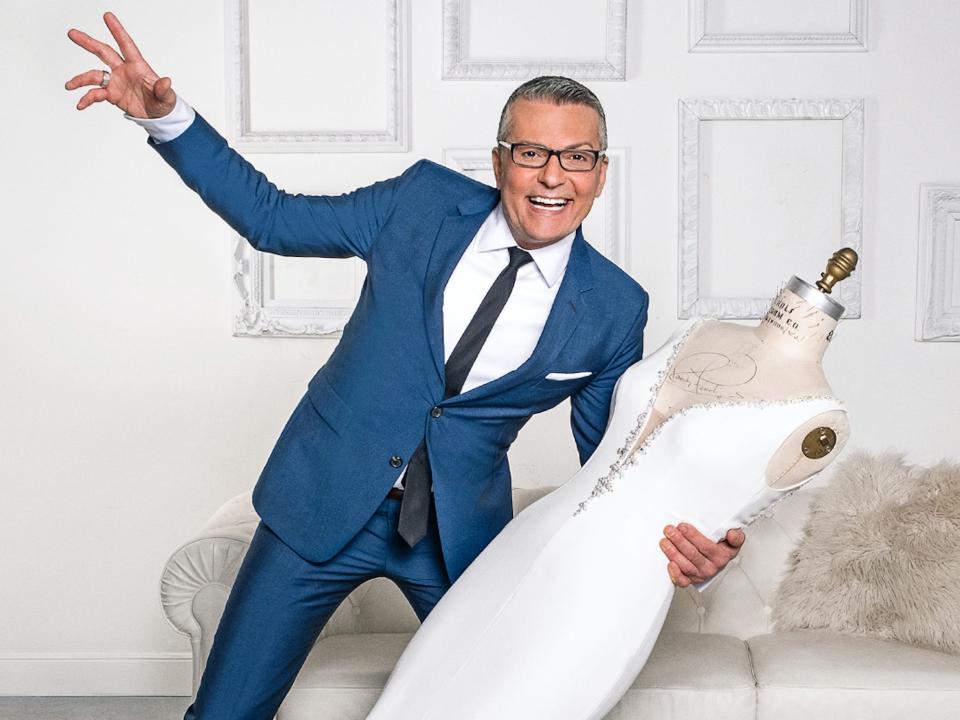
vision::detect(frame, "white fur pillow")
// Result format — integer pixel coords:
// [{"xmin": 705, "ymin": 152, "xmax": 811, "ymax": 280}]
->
[{"xmin": 772, "ymin": 451, "xmax": 960, "ymax": 654}]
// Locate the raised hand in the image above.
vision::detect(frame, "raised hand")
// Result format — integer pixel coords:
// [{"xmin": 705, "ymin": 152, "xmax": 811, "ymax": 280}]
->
[
  {"xmin": 659, "ymin": 523, "xmax": 745, "ymax": 588},
  {"xmin": 65, "ymin": 11, "xmax": 175, "ymax": 118}
]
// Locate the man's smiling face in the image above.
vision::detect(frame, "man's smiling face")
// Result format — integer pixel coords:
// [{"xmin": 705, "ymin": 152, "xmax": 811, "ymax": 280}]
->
[{"xmin": 492, "ymin": 98, "xmax": 608, "ymax": 251}]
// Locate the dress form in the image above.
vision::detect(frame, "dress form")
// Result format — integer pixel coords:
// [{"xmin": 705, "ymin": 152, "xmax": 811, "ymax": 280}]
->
[
  {"xmin": 365, "ymin": 250, "xmax": 859, "ymax": 720},
  {"xmin": 625, "ymin": 249, "xmax": 857, "ymax": 490}
]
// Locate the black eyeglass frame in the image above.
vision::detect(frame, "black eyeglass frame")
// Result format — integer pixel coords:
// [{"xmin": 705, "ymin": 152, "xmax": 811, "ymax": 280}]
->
[{"xmin": 497, "ymin": 140, "xmax": 605, "ymax": 172}]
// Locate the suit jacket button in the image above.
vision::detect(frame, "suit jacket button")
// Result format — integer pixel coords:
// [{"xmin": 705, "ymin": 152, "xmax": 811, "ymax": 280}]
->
[
  {"xmin": 389, "ymin": 455, "xmax": 403, "ymax": 468},
  {"xmin": 431, "ymin": 406, "xmax": 443, "ymax": 418}
]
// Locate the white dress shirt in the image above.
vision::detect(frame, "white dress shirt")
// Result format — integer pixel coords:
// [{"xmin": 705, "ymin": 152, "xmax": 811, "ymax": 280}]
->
[{"xmin": 128, "ymin": 98, "xmax": 574, "ymax": 490}]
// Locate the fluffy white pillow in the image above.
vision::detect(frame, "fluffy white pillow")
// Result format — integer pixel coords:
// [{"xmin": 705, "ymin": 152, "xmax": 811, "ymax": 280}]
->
[{"xmin": 773, "ymin": 451, "xmax": 960, "ymax": 654}]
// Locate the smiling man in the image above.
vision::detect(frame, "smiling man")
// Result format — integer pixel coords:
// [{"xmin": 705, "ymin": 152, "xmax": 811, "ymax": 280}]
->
[
  {"xmin": 66, "ymin": 14, "xmax": 743, "ymax": 718},
  {"xmin": 493, "ymin": 96, "xmax": 608, "ymax": 250}
]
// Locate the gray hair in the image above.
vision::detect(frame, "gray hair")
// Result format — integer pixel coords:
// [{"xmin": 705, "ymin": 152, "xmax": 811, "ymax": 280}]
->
[{"xmin": 496, "ymin": 75, "xmax": 607, "ymax": 151}]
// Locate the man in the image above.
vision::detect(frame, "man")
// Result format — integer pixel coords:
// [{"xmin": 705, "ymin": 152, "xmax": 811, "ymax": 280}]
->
[{"xmin": 66, "ymin": 12, "xmax": 745, "ymax": 719}]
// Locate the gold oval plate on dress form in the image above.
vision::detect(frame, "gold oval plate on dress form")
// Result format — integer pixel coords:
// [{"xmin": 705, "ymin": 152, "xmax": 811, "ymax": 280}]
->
[{"xmin": 801, "ymin": 427, "xmax": 837, "ymax": 459}]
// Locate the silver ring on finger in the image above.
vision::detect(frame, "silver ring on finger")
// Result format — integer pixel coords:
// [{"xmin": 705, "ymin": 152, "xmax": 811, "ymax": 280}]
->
[{"xmin": 100, "ymin": 70, "xmax": 111, "ymax": 88}]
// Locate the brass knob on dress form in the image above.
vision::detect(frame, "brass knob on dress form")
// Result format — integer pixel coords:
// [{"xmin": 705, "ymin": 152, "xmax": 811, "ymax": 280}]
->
[
  {"xmin": 801, "ymin": 427, "xmax": 837, "ymax": 459},
  {"xmin": 816, "ymin": 248, "xmax": 859, "ymax": 294}
]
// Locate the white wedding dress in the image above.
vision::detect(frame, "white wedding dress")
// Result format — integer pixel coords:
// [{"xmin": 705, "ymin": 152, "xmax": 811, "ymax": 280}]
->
[{"xmin": 365, "ymin": 317, "xmax": 846, "ymax": 720}]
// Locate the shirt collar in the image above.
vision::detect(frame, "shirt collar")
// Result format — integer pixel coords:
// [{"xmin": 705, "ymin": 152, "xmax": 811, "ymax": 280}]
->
[{"xmin": 475, "ymin": 203, "xmax": 574, "ymax": 288}]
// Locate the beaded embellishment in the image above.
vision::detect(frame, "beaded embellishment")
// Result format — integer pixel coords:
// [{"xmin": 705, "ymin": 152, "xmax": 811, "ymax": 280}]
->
[{"xmin": 572, "ymin": 317, "xmax": 842, "ymax": 517}]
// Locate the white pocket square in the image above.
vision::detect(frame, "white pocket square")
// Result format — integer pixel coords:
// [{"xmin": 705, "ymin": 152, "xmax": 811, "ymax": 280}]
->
[{"xmin": 544, "ymin": 371, "xmax": 593, "ymax": 381}]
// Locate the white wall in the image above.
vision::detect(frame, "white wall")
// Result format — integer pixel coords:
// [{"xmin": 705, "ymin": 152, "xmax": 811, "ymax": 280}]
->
[{"xmin": 1, "ymin": 0, "xmax": 957, "ymax": 695}]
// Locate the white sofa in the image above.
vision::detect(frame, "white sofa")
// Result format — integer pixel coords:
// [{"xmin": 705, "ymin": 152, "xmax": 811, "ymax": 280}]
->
[{"xmin": 160, "ymin": 486, "xmax": 960, "ymax": 719}]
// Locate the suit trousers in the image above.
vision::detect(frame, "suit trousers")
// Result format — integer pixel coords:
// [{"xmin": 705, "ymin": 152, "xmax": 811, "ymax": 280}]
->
[{"xmin": 183, "ymin": 493, "xmax": 450, "ymax": 720}]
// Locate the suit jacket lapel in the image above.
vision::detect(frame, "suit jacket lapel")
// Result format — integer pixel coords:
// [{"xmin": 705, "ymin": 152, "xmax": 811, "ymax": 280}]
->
[
  {"xmin": 423, "ymin": 189, "xmax": 499, "ymax": 383},
  {"xmin": 445, "ymin": 228, "xmax": 595, "ymax": 405}
]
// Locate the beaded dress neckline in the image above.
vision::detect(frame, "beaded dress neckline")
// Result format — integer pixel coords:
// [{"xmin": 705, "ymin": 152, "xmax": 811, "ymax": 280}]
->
[{"xmin": 573, "ymin": 317, "xmax": 844, "ymax": 516}]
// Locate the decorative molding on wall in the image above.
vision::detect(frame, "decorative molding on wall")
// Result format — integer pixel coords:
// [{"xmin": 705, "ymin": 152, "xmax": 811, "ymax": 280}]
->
[
  {"xmin": 678, "ymin": 98, "xmax": 864, "ymax": 319},
  {"xmin": 915, "ymin": 185, "xmax": 960, "ymax": 341},
  {"xmin": 226, "ymin": 0, "xmax": 409, "ymax": 152},
  {"xmin": 232, "ymin": 239, "xmax": 365, "ymax": 337},
  {"xmin": 442, "ymin": 0, "xmax": 628, "ymax": 80},
  {"xmin": 688, "ymin": 0, "xmax": 868, "ymax": 53},
  {"xmin": 442, "ymin": 147, "xmax": 629, "ymax": 270}
]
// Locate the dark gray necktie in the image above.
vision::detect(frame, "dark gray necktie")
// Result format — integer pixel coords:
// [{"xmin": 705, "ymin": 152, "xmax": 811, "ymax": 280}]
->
[{"xmin": 397, "ymin": 246, "xmax": 535, "ymax": 547}]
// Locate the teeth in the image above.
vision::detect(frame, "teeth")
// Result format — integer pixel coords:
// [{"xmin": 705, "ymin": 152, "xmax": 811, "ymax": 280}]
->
[{"xmin": 530, "ymin": 196, "xmax": 569, "ymax": 206}]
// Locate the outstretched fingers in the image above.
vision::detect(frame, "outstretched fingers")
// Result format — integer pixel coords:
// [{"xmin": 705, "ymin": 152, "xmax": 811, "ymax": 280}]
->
[
  {"xmin": 103, "ymin": 11, "xmax": 144, "ymax": 62},
  {"xmin": 76, "ymin": 87, "xmax": 108, "ymax": 111},
  {"xmin": 66, "ymin": 28, "xmax": 123, "ymax": 68},
  {"xmin": 65, "ymin": 69, "xmax": 109, "ymax": 91}
]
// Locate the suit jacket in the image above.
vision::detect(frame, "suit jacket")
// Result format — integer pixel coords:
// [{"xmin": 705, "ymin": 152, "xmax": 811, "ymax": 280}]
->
[{"xmin": 149, "ymin": 113, "xmax": 650, "ymax": 582}]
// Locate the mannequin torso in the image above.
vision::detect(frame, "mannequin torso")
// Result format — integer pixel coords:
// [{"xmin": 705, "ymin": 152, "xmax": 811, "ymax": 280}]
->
[{"xmin": 631, "ymin": 284, "xmax": 850, "ymax": 489}]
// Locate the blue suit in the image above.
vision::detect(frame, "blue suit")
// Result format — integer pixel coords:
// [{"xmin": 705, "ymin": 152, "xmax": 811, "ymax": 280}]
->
[{"xmin": 152, "ymin": 112, "xmax": 649, "ymax": 586}]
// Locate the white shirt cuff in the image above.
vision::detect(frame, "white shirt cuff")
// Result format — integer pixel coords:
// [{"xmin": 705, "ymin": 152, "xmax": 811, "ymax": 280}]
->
[{"xmin": 124, "ymin": 95, "xmax": 196, "ymax": 144}]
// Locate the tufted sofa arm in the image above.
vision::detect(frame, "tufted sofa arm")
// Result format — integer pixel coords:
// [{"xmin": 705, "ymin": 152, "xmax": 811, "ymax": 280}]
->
[
  {"xmin": 158, "ymin": 492, "xmax": 263, "ymax": 694},
  {"xmin": 159, "ymin": 487, "xmax": 555, "ymax": 695}
]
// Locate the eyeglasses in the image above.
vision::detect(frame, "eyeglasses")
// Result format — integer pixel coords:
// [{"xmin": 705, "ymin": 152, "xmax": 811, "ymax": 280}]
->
[{"xmin": 497, "ymin": 141, "xmax": 604, "ymax": 172}]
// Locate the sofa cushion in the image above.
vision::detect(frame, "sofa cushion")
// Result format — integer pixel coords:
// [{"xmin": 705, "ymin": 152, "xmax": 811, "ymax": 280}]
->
[
  {"xmin": 749, "ymin": 630, "xmax": 960, "ymax": 720},
  {"xmin": 277, "ymin": 631, "xmax": 755, "ymax": 719},
  {"xmin": 277, "ymin": 633, "xmax": 405, "ymax": 720},
  {"xmin": 605, "ymin": 632, "xmax": 756, "ymax": 720}
]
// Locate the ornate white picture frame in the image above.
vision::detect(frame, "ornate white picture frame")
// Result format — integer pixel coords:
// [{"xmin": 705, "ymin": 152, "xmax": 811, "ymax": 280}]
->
[
  {"xmin": 231, "ymin": 239, "xmax": 366, "ymax": 338},
  {"xmin": 688, "ymin": 0, "xmax": 868, "ymax": 53},
  {"xmin": 915, "ymin": 185, "xmax": 960, "ymax": 341},
  {"xmin": 226, "ymin": 0, "xmax": 409, "ymax": 152},
  {"xmin": 442, "ymin": 0, "xmax": 628, "ymax": 80},
  {"xmin": 678, "ymin": 98, "xmax": 864, "ymax": 319},
  {"xmin": 442, "ymin": 147, "xmax": 629, "ymax": 269}
]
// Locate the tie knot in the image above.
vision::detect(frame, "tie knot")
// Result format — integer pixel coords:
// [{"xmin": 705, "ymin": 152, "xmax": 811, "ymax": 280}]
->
[{"xmin": 507, "ymin": 245, "xmax": 534, "ymax": 270}]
